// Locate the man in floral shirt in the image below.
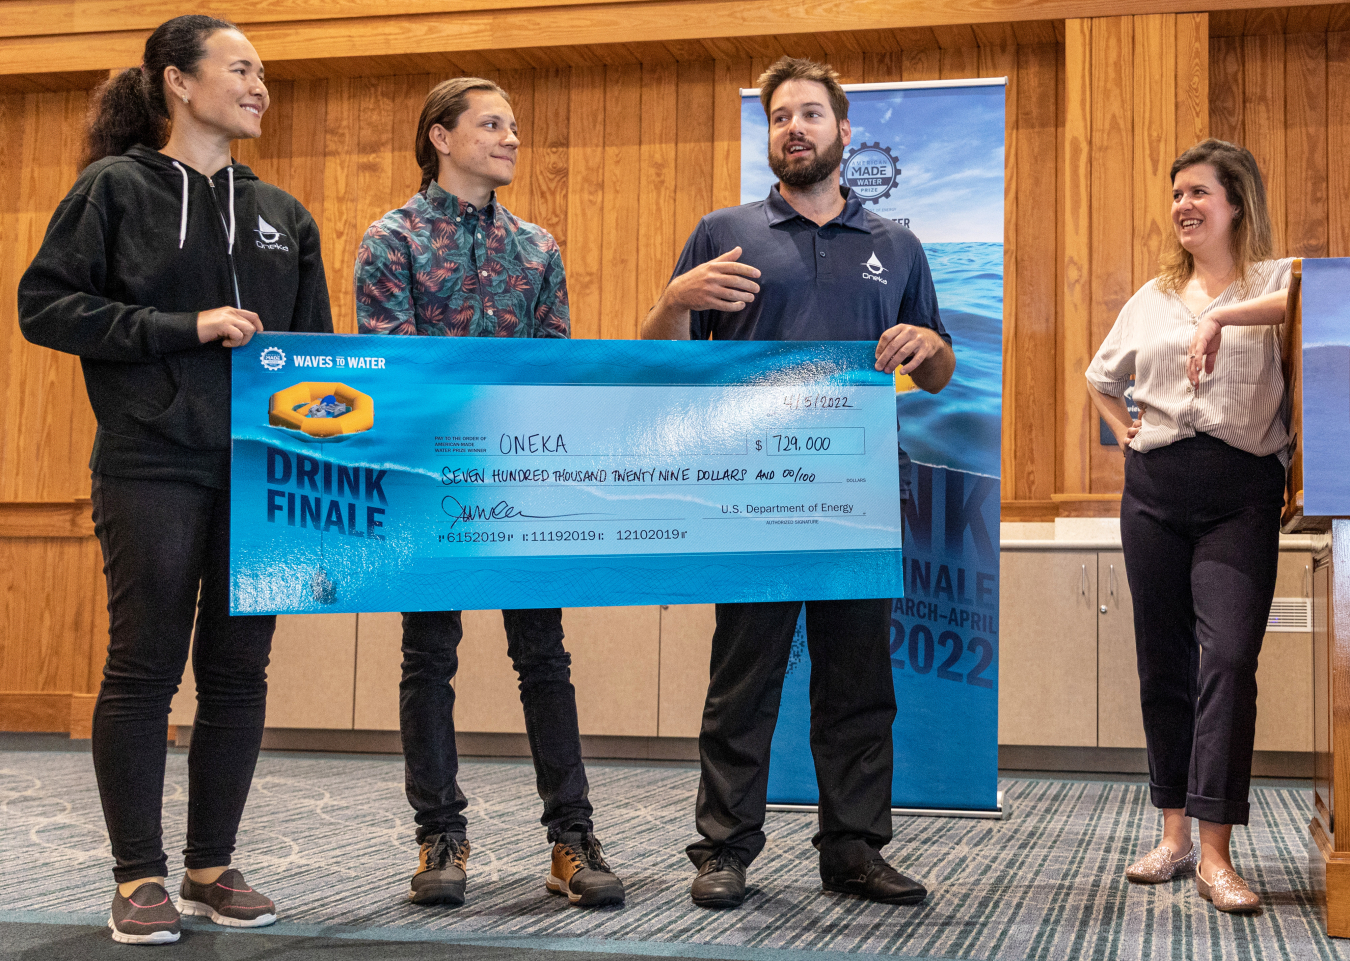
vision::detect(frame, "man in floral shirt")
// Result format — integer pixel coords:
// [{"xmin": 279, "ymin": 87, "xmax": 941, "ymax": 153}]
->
[{"xmin": 355, "ymin": 77, "xmax": 623, "ymax": 910}]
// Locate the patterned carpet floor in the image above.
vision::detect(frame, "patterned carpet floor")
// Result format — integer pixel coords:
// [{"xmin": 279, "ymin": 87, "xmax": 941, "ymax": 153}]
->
[{"xmin": 0, "ymin": 747, "xmax": 1344, "ymax": 960}]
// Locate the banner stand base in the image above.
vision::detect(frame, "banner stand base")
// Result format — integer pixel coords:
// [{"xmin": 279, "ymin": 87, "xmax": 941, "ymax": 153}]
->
[{"xmin": 766, "ymin": 791, "xmax": 1006, "ymax": 821}]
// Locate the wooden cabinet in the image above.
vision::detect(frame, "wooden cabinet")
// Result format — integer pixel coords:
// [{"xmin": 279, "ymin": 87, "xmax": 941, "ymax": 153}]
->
[
  {"xmin": 657, "ymin": 604, "xmax": 715, "ymax": 738},
  {"xmin": 1097, "ymin": 551, "xmax": 1144, "ymax": 748},
  {"xmin": 1004, "ymin": 545, "xmax": 1314, "ymax": 753},
  {"xmin": 169, "ymin": 612, "xmax": 357, "ymax": 729},
  {"xmin": 998, "ymin": 551, "xmax": 1099, "ymax": 746}
]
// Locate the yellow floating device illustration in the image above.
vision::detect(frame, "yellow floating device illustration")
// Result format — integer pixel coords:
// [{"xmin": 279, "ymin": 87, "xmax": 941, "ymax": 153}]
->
[
  {"xmin": 895, "ymin": 372, "xmax": 918, "ymax": 393},
  {"xmin": 269, "ymin": 382, "xmax": 374, "ymax": 438}
]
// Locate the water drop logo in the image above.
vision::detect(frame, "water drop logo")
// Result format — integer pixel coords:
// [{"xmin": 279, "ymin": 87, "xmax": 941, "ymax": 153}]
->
[
  {"xmin": 254, "ymin": 215, "xmax": 290, "ymax": 251},
  {"xmin": 864, "ymin": 252, "xmax": 887, "ymax": 275},
  {"xmin": 260, "ymin": 346, "xmax": 286, "ymax": 371},
  {"xmin": 255, "ymin": 215, "xmax": 282, "ymax": 243}
]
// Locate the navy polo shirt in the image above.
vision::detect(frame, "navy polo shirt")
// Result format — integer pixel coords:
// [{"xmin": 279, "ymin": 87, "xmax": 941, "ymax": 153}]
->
[{"xmin": 674, "ymin": 186, "xmax": 949, "ymax": 346}]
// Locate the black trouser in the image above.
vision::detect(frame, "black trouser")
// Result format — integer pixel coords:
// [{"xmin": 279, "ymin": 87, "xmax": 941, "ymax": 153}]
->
[
  {"xmin": 399, "ymin": 608, "xmax": 593, "ymax": 845},
  {"xmin": 687, "ymin": 599, "xmax": 896, "ymax": 874},
  {"xmin": 1120, "ymin": 434, "xmax": 1284, "ymax": 826},
  {"xmin": 90, "ymin": 474, "xmax": 275, "ymax": 884}
]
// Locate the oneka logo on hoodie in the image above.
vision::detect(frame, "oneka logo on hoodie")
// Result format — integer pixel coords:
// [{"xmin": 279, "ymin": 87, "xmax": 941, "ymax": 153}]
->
[{"xmin": 255, "ymin": 215, "xmax": 289, "ymax": 252}]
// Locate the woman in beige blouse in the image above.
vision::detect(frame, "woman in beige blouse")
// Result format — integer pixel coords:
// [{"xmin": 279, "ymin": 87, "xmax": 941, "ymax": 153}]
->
[{"xmin": 1086, "ymin": 139, "xmax": 1292, "ymax": 913}]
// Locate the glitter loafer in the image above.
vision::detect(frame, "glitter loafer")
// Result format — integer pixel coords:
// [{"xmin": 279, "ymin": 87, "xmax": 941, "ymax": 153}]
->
[
  {"xmin": 1125, "ymin": 843, "xmax": 1199, "ymax": 883},
  {"xmin": 1196, "ymin": 863, "xmax": 1260, "ymax": 913}
]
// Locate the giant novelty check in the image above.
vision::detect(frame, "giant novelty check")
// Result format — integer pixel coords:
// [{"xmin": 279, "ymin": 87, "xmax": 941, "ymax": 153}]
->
[{"xmin": 230, "ymin": 334, "xmax": 904, "ymax": 614}]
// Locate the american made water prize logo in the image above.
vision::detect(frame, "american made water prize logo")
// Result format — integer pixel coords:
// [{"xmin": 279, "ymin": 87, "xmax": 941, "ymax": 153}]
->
[{"xmin": 842, "ymin": 142, "xmax": 901, "ymax": 205}]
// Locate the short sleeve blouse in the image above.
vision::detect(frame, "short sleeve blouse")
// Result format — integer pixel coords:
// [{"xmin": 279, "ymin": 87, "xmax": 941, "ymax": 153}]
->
[{"xmin": 1085, "ymin": 258, "xmax": 1293, "ymax": 465}]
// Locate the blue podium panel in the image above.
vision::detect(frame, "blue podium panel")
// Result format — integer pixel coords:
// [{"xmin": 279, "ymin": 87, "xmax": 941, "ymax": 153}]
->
[{"xmin": 1301, "ymin": 258, "xmax": 1350, "ymax": 518}]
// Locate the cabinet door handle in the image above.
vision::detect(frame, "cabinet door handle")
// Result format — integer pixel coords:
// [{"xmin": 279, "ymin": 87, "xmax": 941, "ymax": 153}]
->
[
  {"xmin": 1109, "ymin": 563, "xmax": 1117, "ymax": 599},
  {"xmin": 1304, "ymin": 565, "xmax": 1310, "ymax": 599},
  {"xmin": 1080, "ymin": 564, "xmax": 1088, "ymax": 597}
]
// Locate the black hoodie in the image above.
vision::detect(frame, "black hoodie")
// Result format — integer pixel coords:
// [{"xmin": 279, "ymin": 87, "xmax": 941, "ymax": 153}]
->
[{"xmin": 18, "ymin": 143, "xmax": 333, "ymax": 488}]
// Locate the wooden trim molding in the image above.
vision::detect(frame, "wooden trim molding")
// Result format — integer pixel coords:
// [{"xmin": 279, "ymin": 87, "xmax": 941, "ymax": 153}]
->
[
  {"xmin": 0, "ymin": 501, "xmax": 95, "ymax": 538},
  {"xmin": 0, "ymin": 692, "xmax": 82, "ymax": 733},
  {"xmin": 0, "ymin": 0, "xmax": 1339, "ymax": 78}
]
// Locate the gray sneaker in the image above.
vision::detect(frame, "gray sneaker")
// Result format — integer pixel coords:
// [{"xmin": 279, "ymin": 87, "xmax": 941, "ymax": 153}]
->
[
  {"xmin": 109, "ymin": 881, "xmax": 181, "ymax": 944},
  {"xmin": 177, "ymin": 868, "xmax": 277, "ymax": 927},
  {"xmin": 409, "ymin": 834, "xmax": 470, "ymax": 905}
]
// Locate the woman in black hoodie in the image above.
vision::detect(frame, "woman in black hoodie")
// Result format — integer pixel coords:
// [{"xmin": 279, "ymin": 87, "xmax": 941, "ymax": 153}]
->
[{"xmin": 19, "ymin": 16, "xmax": 331, "ymax": 944}]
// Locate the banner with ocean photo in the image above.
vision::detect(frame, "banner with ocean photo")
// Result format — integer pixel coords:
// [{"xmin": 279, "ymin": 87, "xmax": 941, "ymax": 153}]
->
[{"xmin": 741, "ymin": 79, "xmax": 1006, "ymax": 812}]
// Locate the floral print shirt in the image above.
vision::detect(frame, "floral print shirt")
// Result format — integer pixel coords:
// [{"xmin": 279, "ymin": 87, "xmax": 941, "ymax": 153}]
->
[{"xmin": 354, "ymin": 181, "xmax": 569, "ymax": 339}]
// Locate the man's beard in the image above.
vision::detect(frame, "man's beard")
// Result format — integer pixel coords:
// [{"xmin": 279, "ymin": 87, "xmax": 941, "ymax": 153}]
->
[{"xmin": 768, "ymin": 131, "xmax": 845, "ymax": 188}]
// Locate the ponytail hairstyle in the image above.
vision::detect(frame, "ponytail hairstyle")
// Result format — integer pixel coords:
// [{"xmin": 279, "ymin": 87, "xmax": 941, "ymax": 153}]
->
[
  {"xmin": 415, "ymin": 77, "xmax": 510, "ymax": 192},
  {"xmin": 1157, "ymin": 138, "xmax": 1274, "ymax": 297},
  {"xmin": 81, "ymin": 14, "xmax": 237, "ymax": 169}
]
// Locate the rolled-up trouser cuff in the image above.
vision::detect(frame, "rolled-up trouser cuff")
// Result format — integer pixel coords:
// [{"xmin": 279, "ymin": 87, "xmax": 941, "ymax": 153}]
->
[
  {"xmin": 1186, "ymin": 793, "xmax": 1249, "ymax": 826},
  {"xmin": 1149, "ymin": 782, "xmax": 1188, "ymax": 811}
]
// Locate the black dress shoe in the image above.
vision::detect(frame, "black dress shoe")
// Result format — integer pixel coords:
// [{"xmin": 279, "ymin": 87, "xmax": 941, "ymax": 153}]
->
[
  {"xmin": 690, "ymin": 851, "xmax": 746, "ymax": 908},
  {"xmin": 821, "ymin": 855, "xmax": 927, "ymax": 904}
]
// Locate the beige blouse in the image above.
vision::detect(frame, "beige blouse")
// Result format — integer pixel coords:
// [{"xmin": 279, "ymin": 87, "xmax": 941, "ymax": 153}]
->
[{"xmin": 1085, "ymin": 258, "xmax": 1294, "ymax": 465}]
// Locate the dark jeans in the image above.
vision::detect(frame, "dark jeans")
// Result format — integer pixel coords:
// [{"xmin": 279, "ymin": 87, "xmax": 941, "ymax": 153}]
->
[
  {"xmin": 687, "ymin": 599, "xmax": 896, "ymax": 875},
  {"xmin": 399, "ymin": 608, "xmax": 593, "ymax": 845},
  {"xmin": 90, "ymin": 474, "xmax": 275, "ymax": 883},
  {"xmin": 1121, "ymin": 434, "xmax": 1284, "ymax": 825}
]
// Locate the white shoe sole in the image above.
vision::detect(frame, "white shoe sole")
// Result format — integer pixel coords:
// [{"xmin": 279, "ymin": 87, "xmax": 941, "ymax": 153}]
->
[
  {"xmin": 107, "ymin": 915, "xmax": 179, "ymax": 944},
  {"xmin": 177, "ymin": 897, "xmax": 277, "ymax": 928}
]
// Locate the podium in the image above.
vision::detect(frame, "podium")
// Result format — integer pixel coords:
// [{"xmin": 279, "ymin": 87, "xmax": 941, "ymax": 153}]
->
[{"xmin": 1285, "ymin": 258, "xmax": 1350, "ymax": 936}]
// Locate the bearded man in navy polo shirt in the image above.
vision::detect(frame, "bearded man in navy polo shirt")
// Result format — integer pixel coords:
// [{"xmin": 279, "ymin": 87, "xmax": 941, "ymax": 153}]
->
[{"xmin": 642, "ymin": 56, "xmax": 955, "ymax": 909}]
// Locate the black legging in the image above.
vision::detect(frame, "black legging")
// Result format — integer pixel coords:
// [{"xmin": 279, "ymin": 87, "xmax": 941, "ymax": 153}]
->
[
  {"xmin": 90, "ymin": 473, "xmax": 275, "ymax": 883},
  {"xmin": 1120, "ymin": 433, "xmax": 1283, "ymax": 826}
]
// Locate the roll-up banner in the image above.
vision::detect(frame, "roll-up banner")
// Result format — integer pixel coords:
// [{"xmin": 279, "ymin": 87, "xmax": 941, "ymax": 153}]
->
[{"xmin": 742, "ymin": 79, "xmax": 1007, "ymax": 815}]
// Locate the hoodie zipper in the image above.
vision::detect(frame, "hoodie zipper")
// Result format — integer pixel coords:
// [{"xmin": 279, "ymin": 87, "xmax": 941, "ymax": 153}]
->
[{"xmin": 205, "ymin": 174, "xmax": 244, "ymax": 310}]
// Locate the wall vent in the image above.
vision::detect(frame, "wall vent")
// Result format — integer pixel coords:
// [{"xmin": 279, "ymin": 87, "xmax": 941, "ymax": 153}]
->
[{"xmin": 1268, "ymin": 597, "xmax": 1311, "ymax": 632}]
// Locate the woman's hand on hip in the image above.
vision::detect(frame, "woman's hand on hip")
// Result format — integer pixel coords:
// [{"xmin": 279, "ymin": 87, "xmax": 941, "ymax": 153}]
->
[
  {"xmin": 1188, "ymin": 317, "xmax": 1223, "ymax": 387},
  {"xmin": 1121, "ymin": 403, "xmax": 1145, "ymax": 453},
  {"xmin": 198, "ymin": 307, "xmax": 264, "ymax": 348}
]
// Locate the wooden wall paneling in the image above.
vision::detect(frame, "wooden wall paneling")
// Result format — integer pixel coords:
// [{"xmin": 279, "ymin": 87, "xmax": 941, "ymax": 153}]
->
[
  {"xmin": 830, "ymin": 54, "xmax": 867, "ymax": 84},
  {"xmin": 352, "ymin": 611, "xmax": 402, "ymax": 731},
  {"xmin": 939, "ymin": 45, "xmax": 980, "ymax": 79},
  {"xmin": 4, "ymin": 92, "xmax": 83, "ymax": 502},
  {"xmin": 1209, "ymin": 35, "xmax": 1245, "ymax": 145},
  {"xmin": 355, "ymin": 76, "xmax": 398, "ymax": 250},
  {"xmin": 674, "ymin": 60, "xmax": 714, "ymax": 256},
  {"xmin": 983, "ymin": 39, "xmax": 1017, "ymax": 502},
  {"xmin": 1011, "ymin": 44, "xmax": 1059, "ymax": 504},
  {"xmin": 321, "ymin": 77, "xmax": 359, "ymax": 333},
  {"xmin": 862, "ymin": 52, "xmax": 902, "ymax": 83},
  {"xmin": 637, "ymin": 61, "xmax": 677, "ymax": 331},
  {"xmin": 391, "ymin": 74, "xmax": 433, "ymax": 207},
  {"xmin": 58, "ymin": 89, "xmax": 95, "ymax": 500},
  {"xmin": 1176, "ymin": 13, "xmax": 1210, "ymax": 150},
  {"xmin": 1132, "ymin": 14, "xmax": 1176, "ymax": 289},
  {"xmin": 599, "ymin": 63, "xmax": 641, "ymax": 339},
  {"xmin": 0, "ymin": 94, "xmax": 19, "ymax": 467},
  {"xmin": 902, "ymin": 47, "xmax": 942, "ymax": 81},
  {"xmin": 1087, "ymin": 16, "xmax": 1132, "ymax": 495},
  {"xmin": 1243, "ymin": 33, "xmax": 1287, "ymax": 256},
  {"xmin": 1331, "ymin": 32, "xmax": 1350, "ymax": 257},
  {"xmin": 287, "ymin": 79, "xmax": 328, "ymax": 224},
  {"xmin": 566, "ymin": 65, "xmax": 607, "ymax": 339},
  {"xmin": 495, "ymin": 69, "xmax": 535, "ymax": 221},
  {"xmin": 530, "ymin": 67, "xmax": 571, "ymax": 247},
  {"xmin": 1061, "ymin": 18, "xmax": 1092, "ymax": 497},
  {"xmin": 1285, "ymin": 32, "xmax": 1328, "ymax": 258},
  {"xmin": 711, "ymin": 60, "xmax": 750, "ymax": 211},
  {"xmin": 564, "ymin": 607, "xmax": 660, "ymax": 736}
]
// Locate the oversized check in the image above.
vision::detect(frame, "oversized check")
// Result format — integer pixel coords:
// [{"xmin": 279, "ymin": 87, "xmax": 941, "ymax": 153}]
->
[{"xmin": 230, "ymin": 334, "xmax": 904, "ymax": 613}]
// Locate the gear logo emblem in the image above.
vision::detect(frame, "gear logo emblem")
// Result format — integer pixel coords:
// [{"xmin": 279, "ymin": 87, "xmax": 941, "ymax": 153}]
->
[
  {"xmin": 260, "ymin": 346, "xmax": 286, "ymax": 371},
  {"xmin": 842, "ymin": 143, "xmax": 901, "ymax": 205}
]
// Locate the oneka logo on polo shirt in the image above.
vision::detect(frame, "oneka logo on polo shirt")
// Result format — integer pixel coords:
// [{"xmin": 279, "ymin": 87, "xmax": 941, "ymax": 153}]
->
[
  {"xmin": 862, "ymin": 252, "xmax": 888, "ymax": 285},
  {"xmin": 254, "ymin": 215, "xmax": 290, "ymax": 252}
]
